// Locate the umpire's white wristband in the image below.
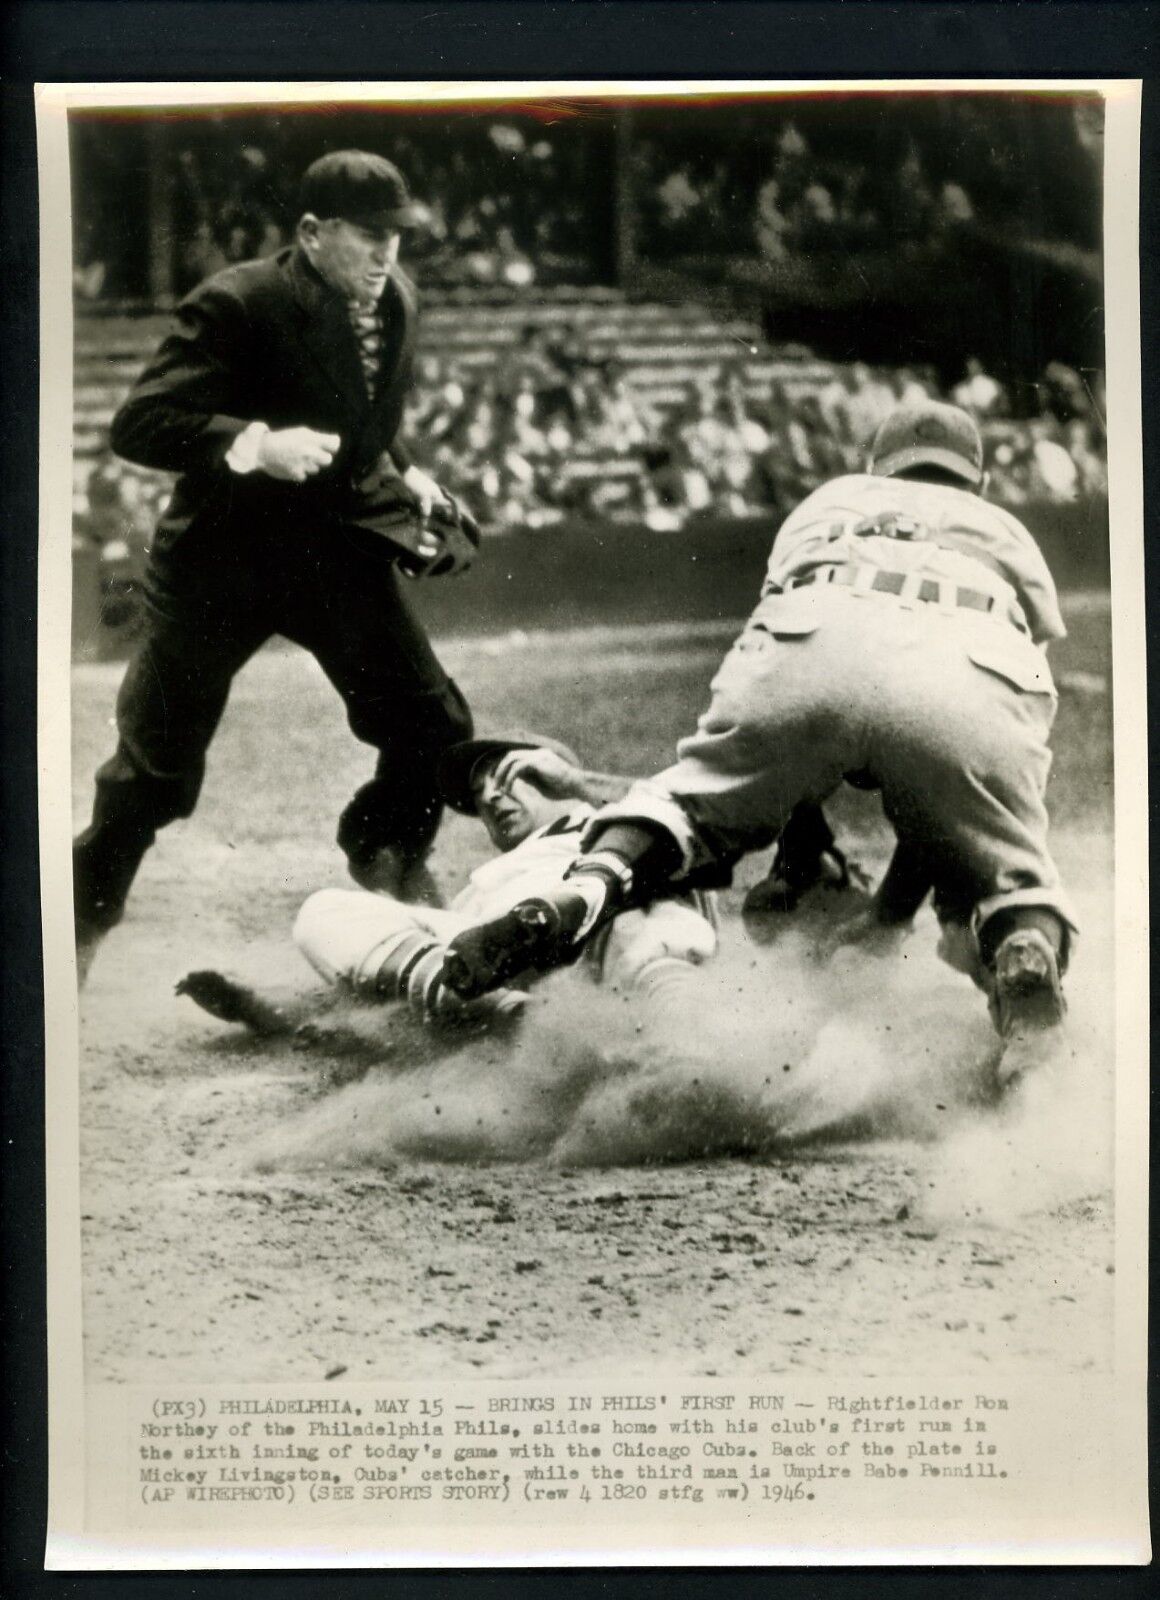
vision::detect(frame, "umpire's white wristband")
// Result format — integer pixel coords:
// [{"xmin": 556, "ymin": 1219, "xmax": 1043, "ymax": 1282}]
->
[{"xmin": 225, "ymin": 420, "xmax": 270, "ymax": 475}]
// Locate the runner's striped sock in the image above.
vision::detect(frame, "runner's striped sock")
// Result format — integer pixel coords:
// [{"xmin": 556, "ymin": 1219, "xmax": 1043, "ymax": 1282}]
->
[{"xmin": 374, "ymin": 932, "xmax": 526, "ymax": 1025}]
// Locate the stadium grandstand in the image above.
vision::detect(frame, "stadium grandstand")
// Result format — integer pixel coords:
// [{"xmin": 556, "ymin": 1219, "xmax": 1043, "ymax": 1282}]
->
[{"xmin": 69, "ymin": 96, "xmax": 1108, "ymax": 646}]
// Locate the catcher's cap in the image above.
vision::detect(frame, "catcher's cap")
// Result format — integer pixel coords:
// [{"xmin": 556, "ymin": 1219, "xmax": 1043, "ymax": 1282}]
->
[
  {"xmin": 438, "ymin": 732, "xmax": 581, "ymax": 815},
  {"xmin": 299, "ymin": 150, "xmax": 426, "ymax": 231},
  {"xmin": 869, "ymin": 400, "xmax": 984, "ymax": 488}
]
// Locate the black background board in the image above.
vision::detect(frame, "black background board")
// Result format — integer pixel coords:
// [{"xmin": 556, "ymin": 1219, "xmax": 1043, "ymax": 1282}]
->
[{"xmin": 1, "ymin": 1, "xmax": 1156, "ymax": 1593}]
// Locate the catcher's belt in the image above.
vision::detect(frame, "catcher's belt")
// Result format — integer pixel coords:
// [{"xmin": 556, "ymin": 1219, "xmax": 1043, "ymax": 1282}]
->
[
  {"xmin": 785, "ymin": 563, "xmax": 1029, "ymax": 634},
  {"xmin": 847, "ymin": 510, "xmax": 931, "ymax": 542}
]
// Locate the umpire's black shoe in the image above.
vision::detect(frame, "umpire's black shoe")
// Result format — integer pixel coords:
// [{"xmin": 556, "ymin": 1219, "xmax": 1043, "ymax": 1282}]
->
[
  {"xmin": 75, "ymin": 919, "xmax": 109, "ymax": 989},
  {"xmin": 74, "ymin": 869, "xmax": 127, "ymax": 988},
  {"xmin": 442, "ymin": 891, "xmax": 591, "ymax": 999}
]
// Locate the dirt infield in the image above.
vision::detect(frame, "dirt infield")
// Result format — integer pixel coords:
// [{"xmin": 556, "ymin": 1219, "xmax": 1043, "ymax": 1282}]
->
[{"xmin": 72, "ymin": 603, "xmax": 1115, "ymax": 1383}]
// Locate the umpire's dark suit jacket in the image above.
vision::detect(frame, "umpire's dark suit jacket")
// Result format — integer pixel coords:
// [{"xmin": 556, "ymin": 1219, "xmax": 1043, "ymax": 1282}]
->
[
  {"xmin": 77, "ymin": 241, "xmax": 469, "ymax": 931},
  {"xmin": 111, "ymin": 244, "xmax": 420, "ymax": 604},
  {"xmin": 93, "ymin": 239, "xmax": 471, "ymax": 875}
]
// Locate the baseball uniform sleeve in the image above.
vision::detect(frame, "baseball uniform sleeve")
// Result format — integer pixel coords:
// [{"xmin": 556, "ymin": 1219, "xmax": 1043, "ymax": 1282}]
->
[
  {"xmin": 989, "ymin": 506, "xmax": 1068, "ymax": 644},
  {"xmin": 761, "ymin": 477, "xmax": 861, "ymax": 593}
]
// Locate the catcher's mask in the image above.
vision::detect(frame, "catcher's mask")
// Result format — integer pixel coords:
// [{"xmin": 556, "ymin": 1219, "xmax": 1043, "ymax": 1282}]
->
[{"xmin": 438, "ymin": 732, "xmax": 581, "ymax": 816}]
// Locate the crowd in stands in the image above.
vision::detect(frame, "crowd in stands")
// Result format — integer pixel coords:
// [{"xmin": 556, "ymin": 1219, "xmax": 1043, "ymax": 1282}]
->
[
  {"xmin": 635, "ymin": 120, "xmax": 983, "ymax": 265},
  {"xmin": 73, "ymin": 116, "xmax": 601, "ymax": 301},
  {"xmin": 76, "ymin": 346, "xmax": 1108, "ymax": 581},
  {"xmin": 76, "ymin": 103, "xmax": 1098, "ymax": 301},
  {"xmin": 407, "ymin": 340, "xmax": 1107, "ymax": 531},
  {"xmin": 72, "ymin": 103, "xmax": 1107, "ymax": 635},
  {"xmin": 75, "ymin": 114, "xmax": 987, "ymax": 301}
]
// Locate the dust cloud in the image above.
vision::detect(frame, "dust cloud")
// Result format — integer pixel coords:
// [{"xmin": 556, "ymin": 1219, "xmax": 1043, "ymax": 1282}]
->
[{"xmin": 241, "ymin": 896, "xmax": 1114, "ymax": 1222}]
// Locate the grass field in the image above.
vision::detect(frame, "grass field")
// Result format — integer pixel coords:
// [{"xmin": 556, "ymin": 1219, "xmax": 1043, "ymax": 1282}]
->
[{"xmin": 72, "ymin": 597, "xmax": 1116, "ymax": 1382}]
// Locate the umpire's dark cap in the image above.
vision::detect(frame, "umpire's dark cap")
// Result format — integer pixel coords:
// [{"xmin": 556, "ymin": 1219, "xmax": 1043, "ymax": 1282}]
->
[
  {"xmin": 438, "ymin": 732, "xmax": 582, "ymax": 815},
  {"xmin": 300, "ymin": 150, "xmax": 426, "ymax": 230},
  {"xmin": 869, "ymin": 400, "xmax": 984, "ymax": 488}
]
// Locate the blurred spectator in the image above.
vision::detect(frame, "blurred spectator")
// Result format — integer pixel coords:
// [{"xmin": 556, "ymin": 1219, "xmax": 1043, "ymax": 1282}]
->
[
  {"xmin": 643, "ymin": 432, "xmax": 712, "ymax": 524},
  {"xmin": 1026, "ymin": 421, "xmax": 1081, "ymax": 501},
  {"xmin": 76, "ymin": 449, "xmax": 172, "ymax": 631},
  {"xmin": 819, "ymin": 362, "xmax": 895, "ymax": 448},
  {"xmin": 1063, "ymin": 418, "xmax": 1107, "ymax": 495},
  {"xmin": 890, "ymin": 366, "xmax": 934, "ymax": 408},
  {"xmin": 657, "ymin": 165, "xmax": 702, "ymax": 229},
  {"xmin": 937, "ymin": 181, "xmax": 975, "ymax": 226},
  {"xmin": 1041, "ymin": 361, "xmax": 1093, "ymax": 425},
  {"xmin": 173, "ymin": 142, "xmax": 286, "ymax": 287},
  {"xmin": 73, "ymin": 260, "xmax": 108, "ymax": 300},
  {"xmin": 753, "ymin": 178, "xmax": 789, "ymax": 261},
  {"xmin": 890, "ymin": 144, "xmax": 935, "ymax": 237},
  {"xmin": 606, "ymin": 366, "xmax": 662, "ymax": 446},
  {"xmin": 952, "ymin": 356, "xmax": 1008, "ymax": 418},
  {"xmin": 81, "ymin": 448, "xmax": 168, "ymax": 556}
]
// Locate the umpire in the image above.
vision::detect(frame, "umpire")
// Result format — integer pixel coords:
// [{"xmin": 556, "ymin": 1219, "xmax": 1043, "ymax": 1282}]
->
[{"xmin": 74, "ymin": 151, "xmax": 474, "ymax": 970}]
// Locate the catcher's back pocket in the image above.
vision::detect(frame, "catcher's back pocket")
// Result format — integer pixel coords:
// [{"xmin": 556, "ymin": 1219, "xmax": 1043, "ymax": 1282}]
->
[
  {"xmin": 966, "ymin": 637, "xmax": 1056, "ymax": 696},
  {"xmin": 709, "ymin": 612, "xmax": 812, "ymax": 699},
  {"xmin": 748, "ymin": 594, "xmax": 823, "ymax": 641}
]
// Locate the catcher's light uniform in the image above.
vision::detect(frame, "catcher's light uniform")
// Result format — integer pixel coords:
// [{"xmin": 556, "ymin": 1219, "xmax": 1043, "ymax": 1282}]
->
[
  {"xmin": 295, "ymin": 806, "xmax": 717, "ymax": 996},
  {"xmin": 587, "ymin": 468, "xmax": 1075, "ymax": 976}
]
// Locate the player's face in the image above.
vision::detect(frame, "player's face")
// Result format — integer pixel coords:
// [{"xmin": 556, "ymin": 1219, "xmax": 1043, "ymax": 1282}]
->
[
  {"xmin": 472, "ymin": 761, "xmax": 554, "ymax": 852},
  {"xmin": 301, "ymin": 217, "xmax": 401, "ymax": 303}
]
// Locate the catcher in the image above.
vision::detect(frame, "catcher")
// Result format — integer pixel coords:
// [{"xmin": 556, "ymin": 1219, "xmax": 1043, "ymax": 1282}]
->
[{"xmin": 439, "ymin": 402, "xmax": 1076, "ymax": 1089}]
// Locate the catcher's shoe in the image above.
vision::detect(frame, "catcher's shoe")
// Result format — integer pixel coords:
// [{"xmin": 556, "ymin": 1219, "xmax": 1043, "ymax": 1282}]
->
[
  {"xmin": 743, "ymin": 841, "xmax": 866, "ymax": 921},
  {"xmin": 442, "ymin": 890, "xmax": 591, "ymax": 999},
  {"xmin": 991, "ymin": 928, "xmax": 1067, "ymax": 1089}
]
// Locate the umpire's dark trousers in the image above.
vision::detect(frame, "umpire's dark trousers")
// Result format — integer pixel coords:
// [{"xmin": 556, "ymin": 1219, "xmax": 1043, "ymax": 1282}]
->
[{"xmin": 73, "ymin": 518, "xmax": 472, "ymax": 931}]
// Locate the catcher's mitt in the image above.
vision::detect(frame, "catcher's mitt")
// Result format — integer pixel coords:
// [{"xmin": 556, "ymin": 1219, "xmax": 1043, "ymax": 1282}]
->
[{"xmin": 347, "ymin": 461, "xmax": 480, "ymax": 577}]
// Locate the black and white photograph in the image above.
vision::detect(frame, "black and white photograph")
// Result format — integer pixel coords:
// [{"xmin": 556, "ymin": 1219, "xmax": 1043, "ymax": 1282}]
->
[{"xmin": 37, "ymin": 78, "xmax": 1148, "ymax": 1565}]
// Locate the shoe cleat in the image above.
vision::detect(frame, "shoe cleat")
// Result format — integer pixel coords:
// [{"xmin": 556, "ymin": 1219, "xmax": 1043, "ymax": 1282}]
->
[
  {"xmin": 443, "ymin": 894, "xmax": 586, "ymax": 999},
  {"xmin": 991, "ymin": 929, "xmax": 1067, "ymax": 1091}
]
